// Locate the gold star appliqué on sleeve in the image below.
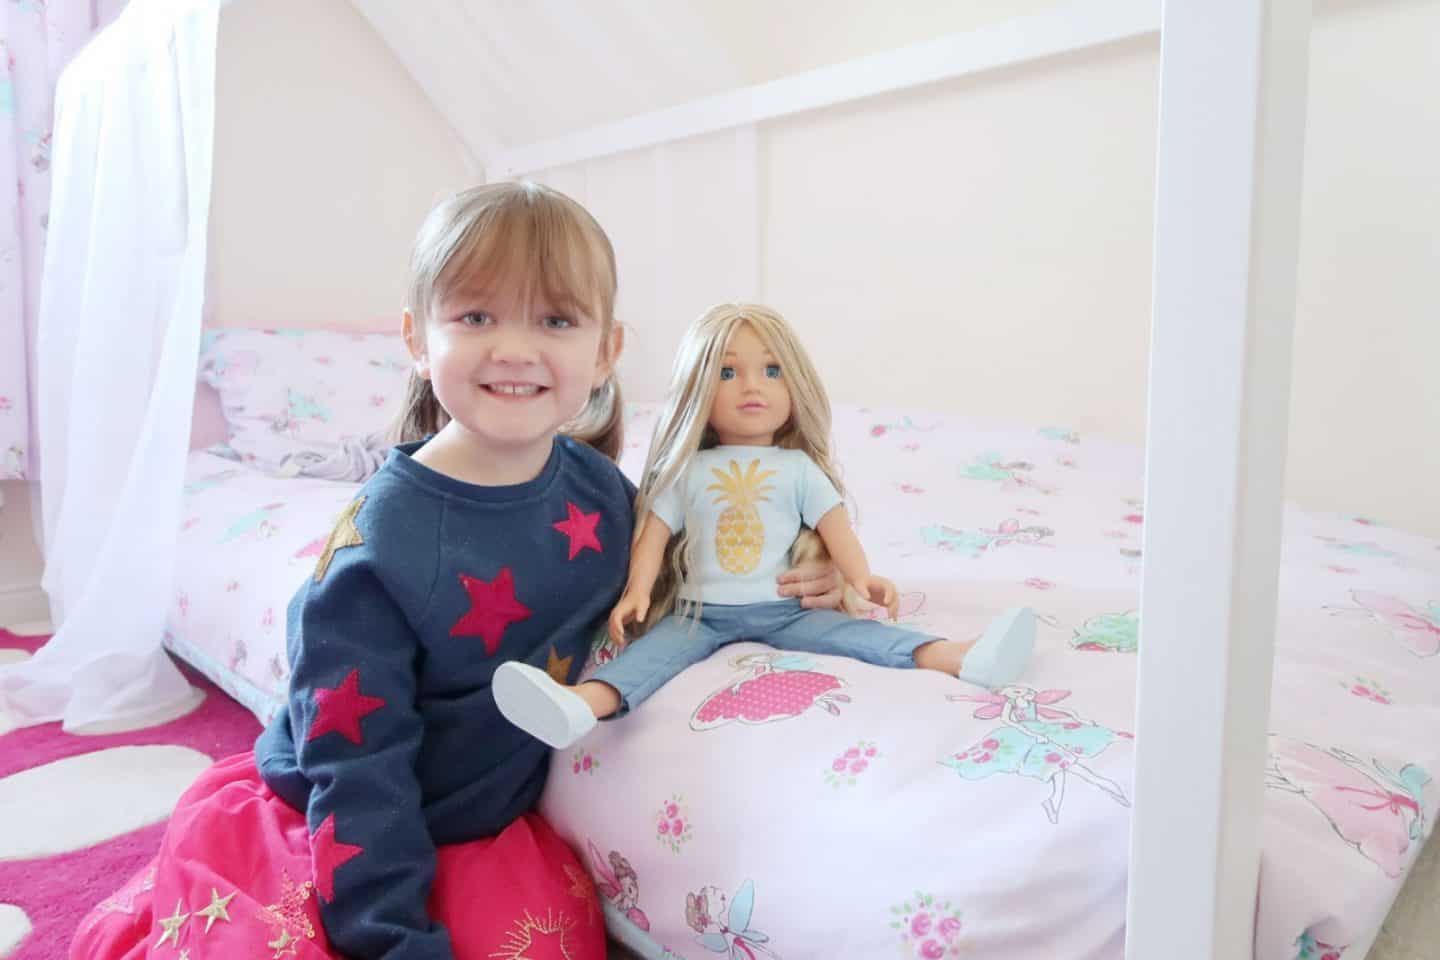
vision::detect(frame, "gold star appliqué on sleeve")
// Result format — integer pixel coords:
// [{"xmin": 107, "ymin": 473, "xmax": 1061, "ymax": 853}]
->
[
  {"xmin": 546, "ymin": 645, "xmax": 574, "ymax": 684},
  {"xmin": 313, "ymin": 497, "xmax": 366, "ymax": 583}
]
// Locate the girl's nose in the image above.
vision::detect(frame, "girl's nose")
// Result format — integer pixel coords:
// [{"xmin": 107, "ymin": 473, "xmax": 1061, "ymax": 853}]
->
[{"xmin": 489, "ymin": 325, "xmax": 538, "ymax": 364}]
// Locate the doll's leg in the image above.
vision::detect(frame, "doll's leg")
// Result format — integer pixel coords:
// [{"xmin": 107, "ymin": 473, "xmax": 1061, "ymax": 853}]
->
[
  {"xmin": 767, "ymin": 603, "xmax": 1036, "ymax": 688},
  {"xmin": 494, "ymin": 615, "xmax": 723, "ymax": 748},
  {"xmin": 588, "ymin": 614, "xmax": 723, "ymax": 717},
  {"xmin": 762, "ymin": 603, "xmax": 932, "ymax": 669}
]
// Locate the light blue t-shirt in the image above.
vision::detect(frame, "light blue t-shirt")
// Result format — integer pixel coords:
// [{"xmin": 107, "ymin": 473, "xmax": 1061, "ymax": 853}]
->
[{"xmin": 650, "ymin": 446, "xmax": 843, "ymax": 605}]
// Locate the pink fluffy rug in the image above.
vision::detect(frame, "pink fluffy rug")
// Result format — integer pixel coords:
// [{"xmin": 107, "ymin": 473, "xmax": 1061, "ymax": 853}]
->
[{"xmin": 0, "ymin": 630, "xmax": 261, "ymax": 960}]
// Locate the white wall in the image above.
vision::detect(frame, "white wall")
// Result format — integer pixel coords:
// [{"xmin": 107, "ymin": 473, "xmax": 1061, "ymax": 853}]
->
[
  {"xmin": 529, "ymin": 0, "xmax": 1439, "ymax": 538},
  {"xmin": 207, "ymin": 0, "xmax": 475, "ymax": 331}
]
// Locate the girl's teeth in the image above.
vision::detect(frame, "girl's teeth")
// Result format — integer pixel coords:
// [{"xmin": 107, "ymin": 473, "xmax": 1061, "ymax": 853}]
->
[{"xmin": 489, "ymin": 384, "xmax": 540, "ymax": 396}]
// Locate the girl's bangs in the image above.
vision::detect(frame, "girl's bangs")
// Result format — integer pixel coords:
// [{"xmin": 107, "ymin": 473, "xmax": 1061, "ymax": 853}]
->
[{"xmin": 433, "ymin": 199, "xmax": 610, "ymax": 323}]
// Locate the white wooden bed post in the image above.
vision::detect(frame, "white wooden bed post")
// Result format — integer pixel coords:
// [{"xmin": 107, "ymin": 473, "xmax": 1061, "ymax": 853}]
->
[{"xmin": 1126, "ymin": 2, "xmax": 1311, "ymax": 957}]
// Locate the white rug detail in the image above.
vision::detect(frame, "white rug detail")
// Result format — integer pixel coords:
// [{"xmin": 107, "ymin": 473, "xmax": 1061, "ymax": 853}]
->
[
  {"xmin": 0, "ymin": 651, "xmax": 29, "ymax": 666},
  {"xmin": 0, "ymin": 904, "xmax": 31, "ymax": 958},
  {"xmin": 0, "ymin": 745, "xmax": 213, "ymax": 861},
  {"xmin": 4, "ymin": 622, "xmax": 52, "ymax": 638},
  {"xmin": 70, "ymin": 686, "xmax": 206, "ymax": 736}
]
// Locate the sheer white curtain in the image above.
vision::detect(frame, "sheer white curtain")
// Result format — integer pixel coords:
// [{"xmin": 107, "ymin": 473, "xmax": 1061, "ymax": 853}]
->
[{"xmin": 0, "ymin": 0, "xmax": 220, "ymax": 731}]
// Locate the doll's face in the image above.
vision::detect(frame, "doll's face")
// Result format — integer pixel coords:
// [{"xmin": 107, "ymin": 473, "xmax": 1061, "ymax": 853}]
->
[{"xmin": 708, "ymin": 322, "xmax": 792, "ymax": 446}]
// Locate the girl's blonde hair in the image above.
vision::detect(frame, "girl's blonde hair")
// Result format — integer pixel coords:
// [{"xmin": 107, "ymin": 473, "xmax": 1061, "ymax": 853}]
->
[
  {"xmin": 636, "ymin": 303, "xmax": 844, "ymax": 627},
  {"xmin": 393, "ymin": 181, "xmax": 624, "ymax": 459}
]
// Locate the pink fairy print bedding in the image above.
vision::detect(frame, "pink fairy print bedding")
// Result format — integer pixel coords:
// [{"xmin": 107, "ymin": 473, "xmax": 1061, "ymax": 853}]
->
[{"xmin": 166, "ymin": 405, "xmax": 1440, "ymax": 959}]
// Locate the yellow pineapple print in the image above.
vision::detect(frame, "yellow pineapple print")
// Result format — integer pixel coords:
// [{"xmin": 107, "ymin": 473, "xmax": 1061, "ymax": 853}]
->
[{"xmin": 707, "ymin": 458, "xmax": 778, "ymax": 574}]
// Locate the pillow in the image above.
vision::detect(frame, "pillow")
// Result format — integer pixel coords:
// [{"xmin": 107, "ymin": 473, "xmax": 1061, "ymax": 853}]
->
[{"xmin": 198, "ymin": 328, "xmax": 410, "ymax": 470}]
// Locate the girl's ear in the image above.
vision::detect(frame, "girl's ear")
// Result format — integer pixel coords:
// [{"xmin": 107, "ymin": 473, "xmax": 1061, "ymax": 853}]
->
[
  {"xmin": 402, "ymin": 310, "xmax": 430, "ymax": 380},
  {"xmin": 595, "ymin": 323, "xmax": 626, "ymax": 385}
]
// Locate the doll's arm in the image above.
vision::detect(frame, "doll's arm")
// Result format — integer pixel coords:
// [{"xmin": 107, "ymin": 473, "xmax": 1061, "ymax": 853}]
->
[
  {"xmin": 625, "ymin": 511, "xmax": 672, "ymax": 598},
  {"xmin": 608, "ymin": 512, "xmax": 673, "ymax": 643},
  {"xmin": 815, "ymin": 506, "xmax": 898, "ymax": 618},
  {"xmin": 814, "ymin": 505, "xmax": 870, "ymax": 586}
]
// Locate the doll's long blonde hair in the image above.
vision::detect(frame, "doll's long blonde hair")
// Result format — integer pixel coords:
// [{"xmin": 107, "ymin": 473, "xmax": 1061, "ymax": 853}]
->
[{"xmin": 635, "ymin": 303, "xmax": 845, "ymax": 628}]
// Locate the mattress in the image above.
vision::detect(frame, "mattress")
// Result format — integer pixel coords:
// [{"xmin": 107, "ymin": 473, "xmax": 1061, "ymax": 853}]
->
[{"xmin": 168, "ymin": 403, "xmax": 1440, "ymax": 959}]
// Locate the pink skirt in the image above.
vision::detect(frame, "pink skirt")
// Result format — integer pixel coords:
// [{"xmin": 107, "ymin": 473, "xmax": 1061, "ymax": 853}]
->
[{"xmin": 70, "ymin": 752, "xmax": 606, "ymax": 959}]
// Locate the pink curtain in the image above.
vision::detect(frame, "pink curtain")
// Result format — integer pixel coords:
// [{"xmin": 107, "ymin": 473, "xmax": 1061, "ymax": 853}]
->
[{"xmin": 1, "ymin": 0, "xmax": 126, "ymax": 480}]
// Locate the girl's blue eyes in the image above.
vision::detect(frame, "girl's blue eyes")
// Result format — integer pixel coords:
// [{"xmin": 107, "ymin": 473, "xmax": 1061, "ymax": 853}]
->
[
  {"xmin": 457, "ymin": 313, "xmax": 575, "ymax": 329},
  {"xmin": 718, "ymin": 364, "xmax": 782, "ymax": 381}
]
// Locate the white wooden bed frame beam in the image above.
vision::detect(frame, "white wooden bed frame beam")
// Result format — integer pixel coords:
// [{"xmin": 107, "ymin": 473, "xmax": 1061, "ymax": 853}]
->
[
  {"xmin": 490, "ymin": 0, "xmax": 1161, "ymax": 179},
  {"xmin": 1127, "ymin": 1, "xmax": 1311, "ymax": 957},
  {"xmin": 495, "ymin": 1, "xmax": 1315, "ymax": 954}
]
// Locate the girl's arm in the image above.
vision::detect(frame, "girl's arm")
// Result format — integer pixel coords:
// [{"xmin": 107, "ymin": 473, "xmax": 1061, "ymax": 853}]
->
[{"xmin": 283, "ymin": 562, "xmax": 454, "ymax": 960}]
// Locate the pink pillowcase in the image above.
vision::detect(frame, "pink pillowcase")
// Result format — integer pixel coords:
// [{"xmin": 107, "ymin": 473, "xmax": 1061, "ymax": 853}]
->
[{"xmin": 197, "ymin": 328, "xmax": 410, "ymax": 471}]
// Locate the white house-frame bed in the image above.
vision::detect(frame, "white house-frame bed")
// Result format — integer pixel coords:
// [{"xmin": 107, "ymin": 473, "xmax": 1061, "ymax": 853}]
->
[{"xmin": 16, "ymin": 1, "xmax": 1435, "ymax": 957}]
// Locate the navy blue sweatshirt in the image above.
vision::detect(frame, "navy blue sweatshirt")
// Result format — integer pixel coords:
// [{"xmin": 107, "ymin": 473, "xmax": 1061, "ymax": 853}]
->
[{"xmin": 254, "ymin": 436, "xmax": 634, "ymax": 959}]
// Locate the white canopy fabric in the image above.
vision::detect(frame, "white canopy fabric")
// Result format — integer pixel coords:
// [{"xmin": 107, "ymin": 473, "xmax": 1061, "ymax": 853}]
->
[{"xmin": 0, "ymin": 0, "xmax": 219, "ymax": 731}]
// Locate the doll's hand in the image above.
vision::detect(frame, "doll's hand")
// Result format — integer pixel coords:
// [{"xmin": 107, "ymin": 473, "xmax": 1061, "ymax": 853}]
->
[
  {"xmin": 850, "ymin": 575, "xmax": 898, "ymax": 620},
  {"xmin": 608, "ymin": 592, "xmax": 649, "ymax": 647}
]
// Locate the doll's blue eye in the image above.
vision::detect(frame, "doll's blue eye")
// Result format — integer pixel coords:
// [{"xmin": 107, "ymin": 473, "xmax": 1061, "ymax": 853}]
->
[
  {"xmin": 765, "ymin": 364, "xmax": 781, "ymax": 379},
  {"xmin": 719, "ymin": 367, "xmax": 735, "ymax": 381}
]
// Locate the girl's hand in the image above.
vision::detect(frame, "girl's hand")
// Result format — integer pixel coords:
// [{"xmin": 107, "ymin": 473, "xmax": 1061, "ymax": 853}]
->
[
  {"xmin": 850, "ymin": 575, "xmax": 899, "ymax": 620},
  {"xmin": 776, "ymin": 562, "xmax": 844, "ymax": 610},
  {"xmin": 608, "ymin": 591, "xmax": 649, "ymax": 647}
]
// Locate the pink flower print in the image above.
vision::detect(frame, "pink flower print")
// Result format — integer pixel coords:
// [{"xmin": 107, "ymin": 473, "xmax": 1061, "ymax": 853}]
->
[
  {"xmin": 571, "ymin": 749, "xmax": 599, "ymax": 775},
  {"xmin": 890, "ymin": 893, "xmax": 964, "ymax": 956},
  {"xmin": 655, "ymin": 795, "xmax": 692, "ymax": 853},
  {"xmin": 826, "ymin": 739, "xmax": 881, "ymax": 788},
  {"xmin": 261, "ymin": 607, "xmax": 275, "ymax": 632},
  {"xmin": 1046, "ymin": 752, "xmax": 1062, "ymax": 764},
  {"xmin": 898, "ymin": 483, "xmax": 925, "ymax": 494},
  {"xmin": 177, "ymin": 592, "xmax": 189, "ymax": 618},
  {"xmin": 314, "ymin": 355, "xmax": 333, "ymax": 365},
  {"xmin": 181, "ymin": 517, "xmax": 200, "ymax": 532},
  {"xmin": 871, "ymin": 425, "xmax": 887, "ymax": 437},
  {"xmin": 1024, "ymin": 577, "xmax": 1055, "ymax": 590},
  {"xmin": 1328, "ymin": 565, "xmax": 1358, "ymax": 575},
  {"xmin": 225, "ymin": 580, "xmax": 240, "ymax": 593},
  {"xmin": 1124, "ymin": 513, "xmax": 1144, "ymax": 525},
  {"xmin": 902, "ymin": 441, "xmax": 920, "ymax": 452},
  {"xmin": 0, "ymin": 396, "xmax": 11, "ymax": 412},
  {"xmin": 982, "ymin": 738, "xmax": 1000, "ymax": 751},
  {"xmin": 369, "ymin": 394, "xmax": 387, "ymax": 407}
]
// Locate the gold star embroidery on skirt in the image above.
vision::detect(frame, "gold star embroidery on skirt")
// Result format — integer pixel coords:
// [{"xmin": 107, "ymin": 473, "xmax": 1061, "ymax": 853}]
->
[
  {"xmin": 268, "ymin": 928, "xmax": 297, "ymax": 958},
  {"xmin": 314, "ymin": 497, "xmax": 366, "ymax": 583},
  {"xmin": 546, "ymin": 645, "xmax": 573, "ymax": 684},
  {"xmin": 194, "ymin": 887, "xmax": 236, "ymax": 932},
  {"xmin": 155, "ymin": 899, "xmax": 189, "ymax": 948}
]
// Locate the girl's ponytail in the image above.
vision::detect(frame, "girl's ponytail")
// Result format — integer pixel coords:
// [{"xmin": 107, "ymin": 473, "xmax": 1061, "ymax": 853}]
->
[
  {"xmin": 563, "ymin": 376, "xmax": 624, "ymax": 462},
  {"xmin": 391, "ymin": 370, "xmax": 449, "ymax": 443}
]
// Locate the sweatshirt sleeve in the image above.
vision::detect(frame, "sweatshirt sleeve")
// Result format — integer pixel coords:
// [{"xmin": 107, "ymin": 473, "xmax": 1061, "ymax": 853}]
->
[{"xmin": 287, "ymin": 555, "xmax": 453, "ymax": 960}]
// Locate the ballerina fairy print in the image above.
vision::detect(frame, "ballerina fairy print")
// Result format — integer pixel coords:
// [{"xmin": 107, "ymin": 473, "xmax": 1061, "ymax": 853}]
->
[
  {"xmin": 1265, "ymin": 736, "xmax": 1431, "ymax": 879},
  {"xmin": 1326, "ymin": 590, "xmax": 1440, "ymax": 658},
  {"xmin": 942, "ymin": 686, "xmax": 1132, "ymax": 823},
  {"xmin": 920, "ymin": 518, "xmax": 1054, "ymax": 558},
  {"xmin": 690, "ymin": 652, "xmax": 850, "ymax": 731},
  {"xmin": 587, "ymin": 840, "xmax": 650, "ymax": 931}
]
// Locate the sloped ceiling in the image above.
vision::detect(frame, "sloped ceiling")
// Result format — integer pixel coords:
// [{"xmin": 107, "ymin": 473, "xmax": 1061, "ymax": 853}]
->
[{"xmin": 346, "ymin": 0, "xmax": 1064, "ymax": 170}]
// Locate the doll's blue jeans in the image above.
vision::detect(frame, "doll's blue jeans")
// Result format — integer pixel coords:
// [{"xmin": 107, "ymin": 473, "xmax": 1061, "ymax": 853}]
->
[{"xmin": 589, "ymin": 598, "xmax": 936, "ymax": 716}]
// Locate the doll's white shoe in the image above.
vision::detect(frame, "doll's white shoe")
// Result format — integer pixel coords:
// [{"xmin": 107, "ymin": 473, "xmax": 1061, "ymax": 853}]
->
[
  {"xmin": 957, "ymin": 606, "xmax": 1037, "ymax": 689},
  {"xmin": 493, "ymin": 661, "xmax": 597, "ymax": 749}
]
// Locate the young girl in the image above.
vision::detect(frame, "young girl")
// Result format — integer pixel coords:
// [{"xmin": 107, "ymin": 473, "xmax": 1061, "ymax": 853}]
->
[
  {"xmin": 493, "ymin": 303, "xmax": 1037, "ymax": 749},
  {"xmin": 71, "ymin": 188, "xmax": 842, "ymax": 960}
]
